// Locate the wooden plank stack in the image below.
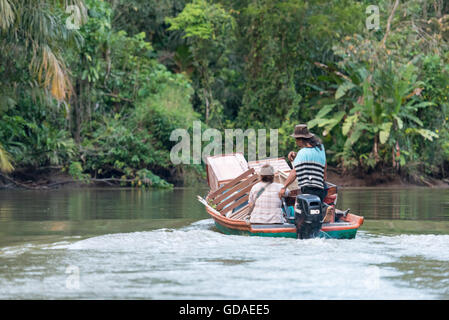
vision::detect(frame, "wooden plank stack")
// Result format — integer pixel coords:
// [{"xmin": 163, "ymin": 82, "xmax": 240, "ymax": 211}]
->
[
  {"xmin": 206, "ymin": 153, "xmax": 249, "ymax": 191},
  {"xmin": 207, "ymin": 168, "xmax": 260, "ymax": 220},
  {"xmin": 248, "ymin": 158, "xmax": 292, "ymax": 175}
]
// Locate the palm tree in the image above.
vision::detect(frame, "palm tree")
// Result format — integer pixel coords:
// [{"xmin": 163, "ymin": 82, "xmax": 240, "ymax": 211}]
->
[
  {"xmin": 1, "ymin": 0, "xmax": 87, "ymax": 100},
  {"xmin": 0, "ymin": 0, "xmax": 86, "ymax": 173}
]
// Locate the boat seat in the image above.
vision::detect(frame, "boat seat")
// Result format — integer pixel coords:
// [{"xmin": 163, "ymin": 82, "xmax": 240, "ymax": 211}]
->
[{"xmin": 251, "ymin": 223, "xmax": 296, "ymax": 230}]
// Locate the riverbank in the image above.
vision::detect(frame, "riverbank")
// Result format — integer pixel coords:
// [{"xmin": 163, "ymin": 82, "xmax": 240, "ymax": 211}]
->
[
  {"xmin": 326, "ymin": 168, "xmax": 449, "ymax": 188},
  {"xmin": 0, "ymin": 166, "xmax": 180, "ymax": 190},
  {"xmin": 1, "ymin": 165, "xmax": 449, "ymax": 190},
  {"xmin": 0, "ymin": 170, "xmax": 86, "ymax": 190}
]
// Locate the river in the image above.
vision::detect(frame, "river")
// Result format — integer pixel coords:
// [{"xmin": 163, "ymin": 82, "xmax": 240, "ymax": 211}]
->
[{"xmin": 0, "ymin": 187, "xmax": 448, "ymax": 299}]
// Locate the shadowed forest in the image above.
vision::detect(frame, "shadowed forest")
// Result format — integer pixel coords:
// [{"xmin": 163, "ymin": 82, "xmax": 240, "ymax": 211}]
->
[{"xmin": 1, "ymin": 0, "xmax": 449, "ymax": 188}]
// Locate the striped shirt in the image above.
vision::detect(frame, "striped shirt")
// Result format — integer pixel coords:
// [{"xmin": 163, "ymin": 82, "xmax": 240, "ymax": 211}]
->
[{"xmin": 292, "ymin": 145, "xmax": 326, "ymax": 189}]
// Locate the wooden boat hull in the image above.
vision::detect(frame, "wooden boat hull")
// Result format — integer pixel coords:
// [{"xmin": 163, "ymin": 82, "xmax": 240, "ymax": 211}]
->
[{"xmin": 205, "ymin": 205, "xmax": 364, "ymax": 239}]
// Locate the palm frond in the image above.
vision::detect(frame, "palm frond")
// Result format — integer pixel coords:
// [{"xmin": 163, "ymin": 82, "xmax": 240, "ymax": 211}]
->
[
  {"xmin": 2, "ymin": 1, "xmax": 85, "ymax": 101},
  {"xmin": 0, "ymin": 143, "xmax": 14, "ymax": 173},
  {"xmin": 0, "ymin": 0, "xmax": 15, "ymax": 31},
  {"xmin": 33, "ymin": 45, "xmax": 72, "ymax": 101}
]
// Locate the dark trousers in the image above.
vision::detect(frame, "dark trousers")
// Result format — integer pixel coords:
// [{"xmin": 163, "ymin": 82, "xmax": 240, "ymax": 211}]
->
[{"xmin": 300, "ymin": 186, "xmax": 327, "ymax": 202}]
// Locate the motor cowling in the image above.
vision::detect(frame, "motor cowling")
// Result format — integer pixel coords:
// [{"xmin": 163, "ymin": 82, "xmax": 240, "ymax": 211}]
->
[{"xmin": 295, "ymin": 194, "xmax": 323, "ymax": 239}]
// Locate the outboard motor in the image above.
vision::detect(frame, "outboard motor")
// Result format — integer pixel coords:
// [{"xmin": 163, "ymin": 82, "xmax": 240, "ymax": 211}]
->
[{"xmin": 295, "ymin": 194, "xmax": 323, "ymax": 239}]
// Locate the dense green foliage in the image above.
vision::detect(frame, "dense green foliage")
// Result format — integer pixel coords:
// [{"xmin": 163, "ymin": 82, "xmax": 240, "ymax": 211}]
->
[{"xmin": 1, "ymin": 0, "xmax": 449, "ymax": 187}]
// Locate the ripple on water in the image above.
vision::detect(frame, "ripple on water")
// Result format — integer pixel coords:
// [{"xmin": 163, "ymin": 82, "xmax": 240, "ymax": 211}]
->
[{"xmin": 0, "ymin": 219, "xmax": 448, "ymax": 299}]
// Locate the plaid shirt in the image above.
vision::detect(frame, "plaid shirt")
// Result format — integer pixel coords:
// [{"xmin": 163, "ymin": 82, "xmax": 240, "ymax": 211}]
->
[{"xmin": 249, "ymin": 182, "xmax": 288, "ymax": 224}]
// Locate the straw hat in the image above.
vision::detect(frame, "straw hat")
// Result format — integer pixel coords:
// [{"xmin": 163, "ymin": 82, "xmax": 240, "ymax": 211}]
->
[
  {"xmin": 291, "ymin": 124, "xmax": 314, "ymax": 139},
  {"xmin": 260, "ymin": 164, "xmax": 275, "ymax": 176}
]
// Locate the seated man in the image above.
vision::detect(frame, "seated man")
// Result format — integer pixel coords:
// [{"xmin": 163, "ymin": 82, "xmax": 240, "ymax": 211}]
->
[{"xmin": 248, "ymin": 164, "xmax": 289, "ymax": 224}]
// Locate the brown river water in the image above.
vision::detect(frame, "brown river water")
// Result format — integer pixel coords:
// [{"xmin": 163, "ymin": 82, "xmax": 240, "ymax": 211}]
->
[{"xmin": 0, "ymin": 187, "xmax": 448, "ymax": 299}]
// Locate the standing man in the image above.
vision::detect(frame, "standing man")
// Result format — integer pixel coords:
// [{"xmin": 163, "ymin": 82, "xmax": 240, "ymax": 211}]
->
[
  {"xmin": 280, "ymin": 124, "xmax": 328, "ymax": 202},
  {"xmin": 279, "ymin": 124, "xmax": 335, "ymax": 233}
]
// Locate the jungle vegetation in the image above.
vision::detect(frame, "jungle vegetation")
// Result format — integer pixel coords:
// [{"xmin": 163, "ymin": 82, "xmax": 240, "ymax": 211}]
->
[{"xmin": 0, "ymin": 0, "xmax": 448, "ymax": 188}]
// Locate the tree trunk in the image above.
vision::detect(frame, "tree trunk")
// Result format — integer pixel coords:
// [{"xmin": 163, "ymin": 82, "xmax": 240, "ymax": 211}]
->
[
  {"xmin": 434, "ymin": 0, "xmax": 443, "ymax": 18},
  {"xmin": 76, "ymin": 81, "xmax": 82, "ymax": 144},
  {"xmin": 373, "ymin": 134, "xmax": 380, "ymax": 163},
  {"xmin": 204, "ymin": 87, "xmax": 210, "ymax": 124},
  {"xmin": 381, "ymin": 0, "xmax": 400, "ymax": 48},
  {"xmin": 71, "ymin": 80, "xmax": 81, "ymax": 144}
]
